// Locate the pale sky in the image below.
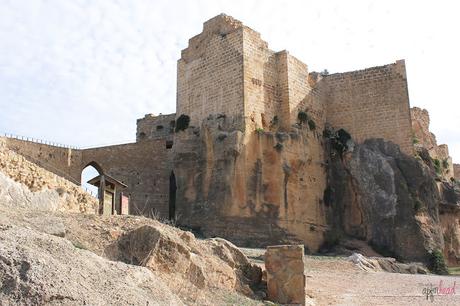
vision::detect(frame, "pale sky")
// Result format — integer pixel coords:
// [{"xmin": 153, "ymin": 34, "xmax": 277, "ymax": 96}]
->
[{"xmin": 0, "ymin": 0, "xmax": 459, "ymax": 162}]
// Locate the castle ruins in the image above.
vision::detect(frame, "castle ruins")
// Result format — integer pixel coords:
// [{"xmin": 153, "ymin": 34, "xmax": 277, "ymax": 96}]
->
[{"xmin": 2, "ymin": 14, "xmax": 459, "ymax": 252}]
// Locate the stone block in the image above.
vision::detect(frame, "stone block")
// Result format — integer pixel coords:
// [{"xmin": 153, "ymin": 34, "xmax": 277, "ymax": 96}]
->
[{"xmin": 265, "ymin": 245, "xmax": 306, "ymax": 305}]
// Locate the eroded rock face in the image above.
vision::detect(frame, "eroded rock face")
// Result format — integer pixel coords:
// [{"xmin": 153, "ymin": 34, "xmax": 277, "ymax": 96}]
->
[
  {"xmin": 327, "ymin": 138, "xmax": 444, "ymax": 262},
  {"xmin": 265, "ymin": 245, "xmax": 306, "ymax": 305},
  {"xmin": 173, "ymin": 115, "xmax": 328, "ymax": 252},
  {"xmin": 0, "ymin": 225, "xmax": 183, "ymax": 306},
  {"xmin": 108, "ymin": 224, "xmax": 262, "ymax": 297},
  {"xmin": 410, "ymin": 107, "xmax": 455, "ymax": 180}
]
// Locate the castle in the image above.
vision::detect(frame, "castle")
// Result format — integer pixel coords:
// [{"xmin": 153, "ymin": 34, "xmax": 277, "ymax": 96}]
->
[{"xmin": 3, "ymin": 14, "xmax": 459, "ymax": 252}]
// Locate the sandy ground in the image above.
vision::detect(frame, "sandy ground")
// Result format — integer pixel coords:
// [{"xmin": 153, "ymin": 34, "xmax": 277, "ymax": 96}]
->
[{"xmin": 241, "ymin": 248, "xmax": 460, "ymax": 306}]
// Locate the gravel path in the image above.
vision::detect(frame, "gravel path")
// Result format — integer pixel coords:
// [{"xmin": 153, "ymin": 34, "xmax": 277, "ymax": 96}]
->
[{"xmin": 241, "ymin": 248, "xmax": 460, "ymax": 306}]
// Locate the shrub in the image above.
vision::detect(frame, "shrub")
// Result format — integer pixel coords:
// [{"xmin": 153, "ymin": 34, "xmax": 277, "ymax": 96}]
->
[
  {"xmin": 256, "ymin": 128, "xmax": 264, "ymax": 133},
  {"xmin": 274, "ymin": 143, "xmax": 283, "ymax": 152},
  {"xmin": 175, "ymin": 114, "xmax": 190, "ymax": 132},
  {"xmin": 297, "ymin": 111, "xmax": 309, "ymax": 124},
  {"xmin": 307, "ymin": 119, "xmax": 316, "ymax": 131},
  {"xmin": 433, "ymin": 158, "xmax": 442, "ymax": 175},
  {"xmin": 442, "ymin": 159, "xmax": 449, "ymax": 169},
  {"xmin": 428, "ymin": 250, "xmax": 449, "ymax": 275},
  {"xmin": 412, "ymin": 137, "xmax": 419, "ymax": 144}
]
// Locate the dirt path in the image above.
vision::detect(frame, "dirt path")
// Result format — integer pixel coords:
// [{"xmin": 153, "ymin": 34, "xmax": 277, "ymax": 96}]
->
[{"xmin": 242, "ymin": 248, "xmax": 460, "ymax": 306}]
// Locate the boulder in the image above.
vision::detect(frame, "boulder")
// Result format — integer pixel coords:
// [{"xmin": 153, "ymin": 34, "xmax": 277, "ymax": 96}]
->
[
  {"xmin": 110, "ymin": 224, "xmax": 262, "ymax": 296},
  {"xmin": 265, "ymin": 245, "xmax": 306, "ymax": 305}
]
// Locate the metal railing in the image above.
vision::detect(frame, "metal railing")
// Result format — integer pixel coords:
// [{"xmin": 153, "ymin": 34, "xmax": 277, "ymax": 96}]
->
[{"xmin": 3, "ymin": 133, "xmax": 80, "ymax": 149}]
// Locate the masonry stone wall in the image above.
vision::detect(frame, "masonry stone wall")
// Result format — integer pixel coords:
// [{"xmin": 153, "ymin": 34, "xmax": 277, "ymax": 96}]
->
[
  {"xmin": 82, "ymin": 140, "xmax": 173, "ymax": 217},
  {"xmin": 324, "ymin": 60, "xmax": 413, "ymax": 155},
  {"xmin": 177, "ymin": 15, "xmax": 245, "ymax": 129},
  {"xmin": 3, "ymin": 138, "xmax": 82, "ymax": 184},
  {"xmin": 136, "ymin": 113, "xmax": 176, "ymax": 142},
  {"xmin": 4, "ymin": 136, "xmax": 174, "ymax": 218}
]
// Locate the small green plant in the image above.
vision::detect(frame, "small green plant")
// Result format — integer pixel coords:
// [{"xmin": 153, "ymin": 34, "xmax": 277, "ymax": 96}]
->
[
  {"xmin": 297, "ymin": 111, "xmax": 309, "ymax": 124},
  {"xmin": 442, "ymin": 159, "xmax": 449, "ymax": 169},
  {"xmin": 428, "ymin": 249, "xmax": 449, "ymax": 275},
  {"xmin": 255, "ymin": 127, "xmax": 264, "ymax": 133},
  {"xmin": 175, "ymin": 114, "xmax": 190, "ymax": 132},
  {"xmin": 307, "ymin": 119, "xmax": 316, "ymax": 130},
  {"xmin": 412, "ymin": 137, "xmax": 419, "ymax": 144},
  {"xmin": 433, "ymin": 158, "xmax": 442, "ymax": 175}
]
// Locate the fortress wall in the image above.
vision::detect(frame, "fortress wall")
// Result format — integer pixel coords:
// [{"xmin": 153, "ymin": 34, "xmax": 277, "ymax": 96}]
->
[
  {"xmin": 324, "ymin": 60, "xmax": 413, "ymax": 155},
  {"xmin": 177, "ymin": 15, "xmax": 245, "ymax": 128},
  {"xmin": 3, "ymin": 138, "xmax": 82, "ymax": 184},
  {"xmin": 82, "ymin": 140, "xmax": 173, "ymax": 217},
  {"xmin": 242, "ymin": 27, "xmax": 280, "ymax": 130},
  {"xmin": 284, "ymin": 55, "xmax": 326, "ymax": 131},
  {"xmin": 136, "ymin": 113, "xmax": 176, "ymax": 141}
]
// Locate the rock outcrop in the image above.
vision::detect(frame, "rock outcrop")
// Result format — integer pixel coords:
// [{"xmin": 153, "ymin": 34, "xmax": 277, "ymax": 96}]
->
[
  {"xmin": 173, "ymin": 115, "xmax": 328, "ymax": 252},
  {"xmin": 0, "ymin": 225, "xmax": 183, "ymax": 306},
  {"xmin": 411, "ymin": 107, "xmax": 455, "ymax": 180},
  {"xmin": 327, "ymin": 138, "xmax": 444, "ymax": 263},
  {"xmin": 108, "ymin": 224, "xmax": 262, "ymax": 297},
  {"xmin": 0, "ymin": 138, "xmax": 97, "ymax": 213}
]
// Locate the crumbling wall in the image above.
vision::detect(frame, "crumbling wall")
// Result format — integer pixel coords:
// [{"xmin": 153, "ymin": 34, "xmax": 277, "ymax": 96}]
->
[
  {"xmin": 324, "ymin": 61, "xmax": 413, "ymax": 155},
  {"xmin": 137, "ymin": 113, "xmax": 176, "ymax": 142}
]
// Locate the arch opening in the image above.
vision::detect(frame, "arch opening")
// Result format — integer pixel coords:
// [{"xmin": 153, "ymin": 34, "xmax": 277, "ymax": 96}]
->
[
  {"xmin": 81, "ymin": 161, "xmax": 103, "ymax": 197},
  {"xmin": 169, "ymin": 171, "xmax": 177, "ymax": 220}
]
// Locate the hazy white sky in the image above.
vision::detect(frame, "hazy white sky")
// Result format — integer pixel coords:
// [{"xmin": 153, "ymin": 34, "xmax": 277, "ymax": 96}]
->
[{"xmin": 0, "ymin": 0, "xmax": 459, "ymax": 162}]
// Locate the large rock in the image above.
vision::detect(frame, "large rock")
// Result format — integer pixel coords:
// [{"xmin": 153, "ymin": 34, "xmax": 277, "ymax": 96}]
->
[
  {"xmin": 265, "ymin": 245, "xmax": 306, "ymax": 305},
  {"xmin": 0, "ymin": 225, "xmax": 183, "ymax": 306},
  {"xmin": 108, "ymin": 224, "xmax": 262, "ymax": 297},
  {"xmin": 327, "ymin": 138, "xmax": 444, "ymax": 262}
]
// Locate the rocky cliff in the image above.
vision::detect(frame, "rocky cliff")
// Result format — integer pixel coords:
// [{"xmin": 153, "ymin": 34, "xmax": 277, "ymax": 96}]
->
[
  {"xmin": 326, "ymin": 138, "xmax": 445, "ymax": 262},
  {"xmin": 173, "ymin": 115, "xmax": 328, "ymax": 252}
]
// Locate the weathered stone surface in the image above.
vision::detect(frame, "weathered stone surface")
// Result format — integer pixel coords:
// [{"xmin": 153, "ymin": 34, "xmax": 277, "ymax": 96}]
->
[
  {"xmin": 265, "ymin": 245, "xmax": 306, "ymax": 305},
  {"xmin": 0, "ymin": 225, "xmax": 184, "ymax": 306},
  {"xmin": 174, "ymin": 115, "xmax": 327, "ymax": 251},
  {"xmin": 411, "ymin": 107, "xmax": 455, "ymax": 180},
  {"xmin": 109, "ymin": 224, "xmax": 262, "ymax": 297},
  {"xmin": 327, "ymin": 138, "xmax": 444, "ymax": 262},
  {"xmin": 454, "ymin": 164, "xmax": 460, "ymax": 180}
]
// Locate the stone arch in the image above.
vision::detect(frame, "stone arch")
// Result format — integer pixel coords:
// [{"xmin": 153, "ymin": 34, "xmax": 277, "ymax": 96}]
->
[{"xmin": 83, "ymin": 161, "xmax": 104, "ymax": 175}]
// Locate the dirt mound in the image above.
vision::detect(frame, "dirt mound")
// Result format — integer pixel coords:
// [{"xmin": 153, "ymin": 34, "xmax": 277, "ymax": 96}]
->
[{"xmin": 0, "ymin": 224, "xmax": 183, "ymax": 306}]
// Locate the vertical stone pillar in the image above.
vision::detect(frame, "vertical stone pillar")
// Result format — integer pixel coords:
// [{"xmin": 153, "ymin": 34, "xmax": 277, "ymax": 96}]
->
[{"xmin": 265, "ymin": 245, "xmax": 306, "ymax": 305}]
